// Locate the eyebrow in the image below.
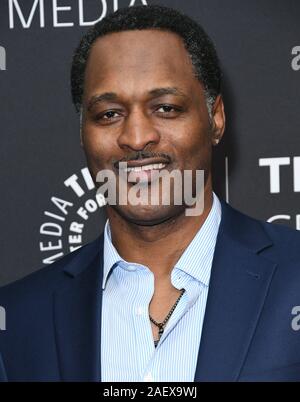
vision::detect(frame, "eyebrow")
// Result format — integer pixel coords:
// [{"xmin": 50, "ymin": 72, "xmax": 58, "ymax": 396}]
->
[
  {"xmin": 148, "ymin": 87, "xmax": 187, "ymax": 98},
  {"xmin": 87, "ymin": 87, "xmax": 188, "ymax": 111},
  {"xmin": 87, "ymin": 92, "xmax": 118, "ymax": 111}
]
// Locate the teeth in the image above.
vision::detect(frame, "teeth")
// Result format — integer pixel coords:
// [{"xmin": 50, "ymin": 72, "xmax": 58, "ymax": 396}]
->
[{"xmin": 124, "ymin": 163, "xmax": 166, "ymax": 173}]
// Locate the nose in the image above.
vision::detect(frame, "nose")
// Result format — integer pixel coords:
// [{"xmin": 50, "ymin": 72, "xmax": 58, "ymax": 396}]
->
[{"xmin": 117, "ymin": 108, "xmax": 160, "ymax": 151}]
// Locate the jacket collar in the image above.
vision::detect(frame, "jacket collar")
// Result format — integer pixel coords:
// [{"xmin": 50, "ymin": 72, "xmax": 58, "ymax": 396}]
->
[
  {"xmin": 193, "ymin": 200, "xmax": 277, "ymax": 381},
  {"xmin": 54, "ymin": 236, "xmax": 104, "ymax": 381}
]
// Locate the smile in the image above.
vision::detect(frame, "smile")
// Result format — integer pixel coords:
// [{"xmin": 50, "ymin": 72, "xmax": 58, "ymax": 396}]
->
[{"xmin": 123, "ymin": 163, "xmax": 167, "ymax": 173}]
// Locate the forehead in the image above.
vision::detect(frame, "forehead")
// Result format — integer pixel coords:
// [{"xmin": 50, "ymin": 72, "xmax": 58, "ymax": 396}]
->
[{"xmin": 83, "ymin": 29, "xmax": 200, "ymax": 97}]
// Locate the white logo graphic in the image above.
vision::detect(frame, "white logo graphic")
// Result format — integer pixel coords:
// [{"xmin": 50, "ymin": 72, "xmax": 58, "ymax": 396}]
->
[
  {"xmin": 259, "ymin": 156, "xmax": 300, "ymax": 194},
  {"xmin": 8, "ymin": 0, "xmax": 148, "ymax": 29},
  {"xmin": 259, "ymin": 156, "xmax": 300, "ymax": 230},
  {"xmin": 268, "ymin": 215, "xmax": 300, "ymax": 230},
  {"xmin": 40, "ymin": 167, "xmax": 106, "ymax": 264}
]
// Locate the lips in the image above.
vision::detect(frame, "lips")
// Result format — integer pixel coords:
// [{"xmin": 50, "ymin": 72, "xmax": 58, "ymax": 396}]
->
[
  {"xmin": 117, "ymin": 158, "xmax": 170, "ymax": 184},
  {"xmin": 124, "ymin": 162, "xmax": 166, "ymax": 173},
  {"xmin": 118, "ymin": 157, "xmax": 170, "ymax": 169}
]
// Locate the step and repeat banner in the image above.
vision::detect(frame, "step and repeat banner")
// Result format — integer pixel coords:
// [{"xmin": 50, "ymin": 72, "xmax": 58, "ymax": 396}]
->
[{"xmin": 0, "ymin": 0, "xmax": 299, "ymax": 285}]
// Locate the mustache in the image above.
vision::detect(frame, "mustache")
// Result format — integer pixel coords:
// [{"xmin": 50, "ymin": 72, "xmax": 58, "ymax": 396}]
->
[{"xmin": 112, "ymin": 151, "xmax": 172, "ymax": 169}]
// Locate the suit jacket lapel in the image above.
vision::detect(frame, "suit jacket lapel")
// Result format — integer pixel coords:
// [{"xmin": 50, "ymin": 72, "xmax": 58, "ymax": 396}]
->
[
  {"xmin": 194, "ymin": 201, "xmax": 278, "ymax": 381},
  {"xmin": 53, "ymin": 235, "xmax": 104, "ymax": 381}
]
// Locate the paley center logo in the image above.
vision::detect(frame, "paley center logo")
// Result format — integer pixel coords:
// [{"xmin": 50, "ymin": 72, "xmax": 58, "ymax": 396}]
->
[
  {"xmin": 8, "ymin": 0, "xmax": 148, "ymax": 29},
  {"xmin": 259, "ymin": 156, "xmax": 300, "ymax": 229},
  {"xmin": 39, "ymin": 165, "xmax": 204, "ymax": 265}
]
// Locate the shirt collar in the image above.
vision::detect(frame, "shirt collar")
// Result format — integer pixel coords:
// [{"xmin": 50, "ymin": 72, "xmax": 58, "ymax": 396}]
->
[
  {"xmin": 102, "ymin": 220, "xmax": 122, "ymax": 289},
  {"xmin": 172, "ymin": 192, "xmax": 221, "ymax": 286},
  {"xmin": 102, "ymin": 192, "xmax": 222, "ymax": 290}
]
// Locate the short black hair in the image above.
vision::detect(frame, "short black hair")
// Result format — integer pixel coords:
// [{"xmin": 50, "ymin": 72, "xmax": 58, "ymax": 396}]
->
[{"xmin": 71, "ymin": 4, "xmax": 222, "ymax": 114}]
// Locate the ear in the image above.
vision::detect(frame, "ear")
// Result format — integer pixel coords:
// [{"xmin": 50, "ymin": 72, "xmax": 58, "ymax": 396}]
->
[{"xmin": 211, "ymin": 94, "xmax": 225, "ymax": 146}]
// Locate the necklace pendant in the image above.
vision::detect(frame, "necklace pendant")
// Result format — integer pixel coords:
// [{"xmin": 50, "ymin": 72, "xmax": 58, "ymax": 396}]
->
[{"xmin": 158, "ymin": 326, "xmax": 164, "ymax": 337}]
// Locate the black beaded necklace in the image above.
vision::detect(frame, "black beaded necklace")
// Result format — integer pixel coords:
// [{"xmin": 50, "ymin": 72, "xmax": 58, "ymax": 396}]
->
[{"xmin": 149, "ymin": 288, "xmax": 185, "ymax": 348}]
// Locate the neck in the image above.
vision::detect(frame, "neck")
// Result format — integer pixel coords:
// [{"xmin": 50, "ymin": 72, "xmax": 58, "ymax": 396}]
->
[{"xmin": 106, "ymin": 183, "xmax": 214, "ymax": 280}]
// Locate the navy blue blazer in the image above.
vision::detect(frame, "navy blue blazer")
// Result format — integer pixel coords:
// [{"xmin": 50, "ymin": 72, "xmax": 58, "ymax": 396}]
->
[{"xmin": 1, "ymin": 200, "xmax": 300, "ymax": 382}]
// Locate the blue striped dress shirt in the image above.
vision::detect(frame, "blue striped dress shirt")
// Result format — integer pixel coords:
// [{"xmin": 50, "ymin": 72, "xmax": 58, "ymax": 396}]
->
[{"xmin": 101, "ymin": 192, "xmax": 222, "ymax": 382}]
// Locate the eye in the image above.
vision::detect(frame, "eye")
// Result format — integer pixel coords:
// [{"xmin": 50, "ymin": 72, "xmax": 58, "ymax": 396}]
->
[
  {"xmin": 155, "ymin": 104, "xmax": 182, "ymax": 116},
  {"xmin": 94, "ymin": 110, "xmax": 121, "ymax": 124},
  {"xmin": 97, "ymin": 110, "xmax": 121, "ymax": 121}
]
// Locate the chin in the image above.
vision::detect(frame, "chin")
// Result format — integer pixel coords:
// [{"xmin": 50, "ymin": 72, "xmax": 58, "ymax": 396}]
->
[{"xmin": 110, "ymin": 204, "xmax": 185, "ymax": 226}]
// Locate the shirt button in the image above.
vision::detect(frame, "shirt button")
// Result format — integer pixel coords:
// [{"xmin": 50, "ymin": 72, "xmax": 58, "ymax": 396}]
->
[{"xmin": 144, "ymin": 372, "xmax": 154, "ymax": 382}]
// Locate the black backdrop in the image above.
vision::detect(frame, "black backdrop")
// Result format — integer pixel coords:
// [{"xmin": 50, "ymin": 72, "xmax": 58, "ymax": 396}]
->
[{"xmin": 0, "ymin": 0, "xmax": 299, "ymax": 286}]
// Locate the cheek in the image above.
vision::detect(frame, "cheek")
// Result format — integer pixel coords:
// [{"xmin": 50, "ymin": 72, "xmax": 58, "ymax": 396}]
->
[
  {"xmin": 82, "ymin": 127, "xmax": 115, "ymax": 165},
  {"xmin": 171, "ymin": 119, "xmax": 211, "ymax": 165}
]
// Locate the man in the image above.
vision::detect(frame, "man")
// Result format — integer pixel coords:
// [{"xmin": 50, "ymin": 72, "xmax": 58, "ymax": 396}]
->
[{"xmin": 1, "ymin": 5, "xmax": 300, "ymax": 382}]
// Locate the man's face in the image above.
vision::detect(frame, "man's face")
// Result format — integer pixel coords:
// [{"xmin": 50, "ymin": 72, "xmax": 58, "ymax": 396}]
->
[{"xmin": 81, "ymin": 29, "xmax": 224, "ymax": 225}]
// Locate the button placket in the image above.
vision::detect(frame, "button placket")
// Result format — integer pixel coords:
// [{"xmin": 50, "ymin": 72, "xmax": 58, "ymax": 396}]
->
[{"xmin": 132, "ymin": 269, "xmax": 155, "ymax": 377}]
